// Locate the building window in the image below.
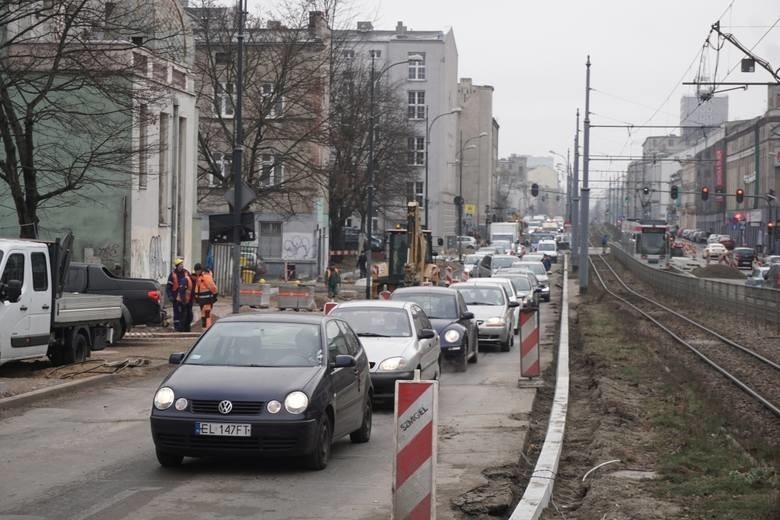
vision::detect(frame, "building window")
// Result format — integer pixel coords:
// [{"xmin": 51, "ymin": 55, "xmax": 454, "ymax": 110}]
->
[
  {"xmin": 407, "ymin": 137, "xmax": 425, "ymax": 166},
  {"xmin": 215, "ymin": 52, "xmax": 230, "ymax": 64},
  {"xmin": 407, "ymin": 91, "xmax": 425, "ymax": 120},
  {"xmin": 369, "ymin": 49, "xmax": 382, "ymax": 59},
  {"xmin": 210, "ymin": 153, "xmax": 231, "ymax": 187},
  {"xmin": 343, "ymin": 49, "xmax": 355, "ymax": 60},
  {"xmin": 261, "ymin": 82, "xmax": 283, "ymax": 118},
  {"xmin": 216, "ymin": 82, "xmax": 234, "ymax": 118},
  {"xmin": 260, "ymin": 154, "xmax": 283, "ymax": 186},
  {"xmin": 259, "ymin": 222, "xmax": 282, "ymax": 258},
  {"xmin": 138, "ymin": 104, "xmax": 148, "ymax": 190},
  {"xmin": 407, "ymin": 181, "xmax": 424, "ymax": 205},
  {"xmin": 133, "ymin": 52, "xmax": 148, "ymax": 76},
  {"xmin": 158, "ymin": 112, "xmax": 169, "ymax": 224},
  {"xmin": 408, "ymin": 52, "xmax": 425, "ymax": 80}
]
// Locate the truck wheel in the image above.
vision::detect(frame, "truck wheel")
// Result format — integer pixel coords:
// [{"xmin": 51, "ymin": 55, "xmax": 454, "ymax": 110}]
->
[
  {"xmin": 115, "ymin": 318, "xmax": 127, "ymax": 342},
  {"xmin": 71, "ymin": 334, "xmax": 88, "ymax": 363}
]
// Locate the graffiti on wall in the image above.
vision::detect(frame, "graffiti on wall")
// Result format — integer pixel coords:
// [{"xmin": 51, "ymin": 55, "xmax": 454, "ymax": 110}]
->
[
  {"xmin": 148, "ymin": 235, "xmax": 168, "ymax": 280},
  {"xmin": 283, "ymin": 233, "xmax": 312, "ymax": 260}
]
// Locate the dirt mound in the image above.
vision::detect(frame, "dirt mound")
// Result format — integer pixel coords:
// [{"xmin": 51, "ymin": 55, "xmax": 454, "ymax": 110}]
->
[{"xmin": 690, "ymin": 264, "xmax": 746, "ymax": 279}]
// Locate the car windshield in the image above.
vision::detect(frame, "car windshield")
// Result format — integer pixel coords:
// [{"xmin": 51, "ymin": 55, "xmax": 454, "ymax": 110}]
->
[
  {"xmin": 392, "ymin": 293, "xmax": 457, "ymax": 319},
  {"xmin": 456, "ymin": 286, "xmax": 505, "ymax": 306},
  {"xmin": 508, "ymin": 276, "xmax": 532, "ymax": 291},
  {"xmin": 492, "ymin": 257, "xmax": 517, "ymax": 268},
  {"xmin": 184, "ymin": 322, "xmax": 322, "ymax": 367},
  {"xmin": 734, "ymin": 248, "xmax": 752, "ymax": 254},
  {"xmin": 538, "ymin": 243, "xmax": 556, "ymax": 251},
  {"xmin": 464, "ymin": 254, "xmax": 481, "ymax": 265},
  {"xmin": 516, "ymin": 263, "xmax": 545, "ymax": 275},
  {"xmin": 330, "ymin": 307, "xmax": 411, "ymax": 337}
]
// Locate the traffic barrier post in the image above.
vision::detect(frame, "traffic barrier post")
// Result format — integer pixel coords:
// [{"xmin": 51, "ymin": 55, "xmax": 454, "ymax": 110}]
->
[
  {"xmin": 393, "ymin": 380, "xmax": 438, "ymax": 520},
  {"xmin": 238, "ymin": 283, "xmax": 270, "ymax": 308},
  {"xmin": 519, "ymin": 308, "xmax": 540, "ymax": 378},
  {"xmin": 277, "ymin": 285, "xmax": 315, "ymax": 311},
  {"xmin": 323, "ymin": 301, "xmax": 338, "ymax": 315}
]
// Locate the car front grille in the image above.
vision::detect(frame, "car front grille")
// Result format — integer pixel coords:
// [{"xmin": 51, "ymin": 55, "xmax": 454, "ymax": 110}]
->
[
  {"xmin": 155, "ymin": 433, "xmax": 298, "ymax": 452},
  {"xmin": 190, "ymin": 400, "xmax": 264, "ymax": 415}
]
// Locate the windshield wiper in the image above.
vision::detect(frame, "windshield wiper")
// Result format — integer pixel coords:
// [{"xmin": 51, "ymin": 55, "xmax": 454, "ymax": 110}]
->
[{"xmin": 357, "ymin": 332, "xmax": 390, "ymax": 337}]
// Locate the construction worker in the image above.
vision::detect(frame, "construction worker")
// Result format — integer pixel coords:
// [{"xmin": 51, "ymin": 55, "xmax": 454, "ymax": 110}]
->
[
  {"xmin": 193, "ymin": 263, "xmax": 218, "ymax": 330},
  {"xmin": 167, "ymin": 258, "xmax": 194, "ymax": 332},
  {"xmin": 324, "ymin": 265, "xmax": 341, "ymax": 299}
]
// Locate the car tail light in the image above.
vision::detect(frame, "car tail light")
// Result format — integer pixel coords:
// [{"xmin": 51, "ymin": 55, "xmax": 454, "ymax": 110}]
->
[{"xmin": 147, "ymin": 290, "xmax": 161, "ymax": 303}]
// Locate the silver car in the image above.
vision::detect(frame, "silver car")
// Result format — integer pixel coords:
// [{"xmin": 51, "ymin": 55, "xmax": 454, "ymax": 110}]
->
[
  {"xmin": 329, "ymin": 301, "xmax": 440, "ymax": 400},
  {"xmin": 453, "ymin": 281, "xmax": 518, "ymax": 352},
  {"xmin": 511, "ymin": 262, "xmax": 551, "ymax": 302},
  {"xmin": 472, "ymin": 277, "xmax": 521, "ymax": 334},
  {"xmin": 745, "ymin": 267, "xmax": 769, "ymax": 288}
]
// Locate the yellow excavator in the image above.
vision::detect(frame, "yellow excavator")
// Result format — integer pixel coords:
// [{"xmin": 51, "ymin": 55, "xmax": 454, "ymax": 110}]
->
[{"xmin": 372, "ymin": 201, "xmax": 440, "ymax": 296}]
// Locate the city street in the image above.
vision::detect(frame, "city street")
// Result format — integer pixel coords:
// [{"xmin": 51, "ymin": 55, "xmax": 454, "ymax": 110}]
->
[{"xmin": 0, "ymin": 295, "xmax": 558, "ymax": 520}]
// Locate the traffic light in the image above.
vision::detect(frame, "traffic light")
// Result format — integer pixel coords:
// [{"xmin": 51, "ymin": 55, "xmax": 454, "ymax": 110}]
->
[
  {"xmin": 531, "ymin": 183, "xmax": 539, "ymax": 197},
  {"xmin": 642, "ymin": 186, "xmax": 650, "ymax": 195},
  {"xmin": 769, "ymin": 221, "xmax": 776, "ymax": 236},
  {"xmin": 701, "ymin": 186, "xmax": 709, "ymax": 201},
  {"xmin": 670, "ymin": 185, "xmax": 678, "ymax": 199},
  {"xmin": 736, "ymin": 188, "xmax": 744, "ymax": 203}
]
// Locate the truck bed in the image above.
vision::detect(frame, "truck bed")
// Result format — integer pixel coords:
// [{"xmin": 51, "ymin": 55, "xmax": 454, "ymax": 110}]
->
[{"xmin": 55, "ymin": 293, "xmax": 123, "ymax": 325}]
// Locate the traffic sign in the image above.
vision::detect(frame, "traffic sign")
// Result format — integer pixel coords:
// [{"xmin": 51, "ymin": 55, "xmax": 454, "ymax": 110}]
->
[{"xmin": 224, "ymin": 180, "xmax": 257, "ymax": 211}]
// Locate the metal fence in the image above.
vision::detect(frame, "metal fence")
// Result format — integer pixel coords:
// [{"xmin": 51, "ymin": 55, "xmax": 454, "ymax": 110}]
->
[
  {"xmin": 610, "ymin": 245, "xmax": 780, "ymax": 331},
  {"xmin": 210, "ymin": 243, "xmax": 261, "ymax": 296}
]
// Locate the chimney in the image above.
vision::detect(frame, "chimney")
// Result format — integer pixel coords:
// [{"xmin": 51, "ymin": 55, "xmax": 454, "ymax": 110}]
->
[
  {"xmin": 356, "ymin": 21, "xmax": 373, "ymax": 32},
  {"xmin": 308, "ymin": 11, "xmax": 328, "ymax": 38},
  {"xmin": 395, "ymin": 21, "xmax": 407, "ymax": 34}
]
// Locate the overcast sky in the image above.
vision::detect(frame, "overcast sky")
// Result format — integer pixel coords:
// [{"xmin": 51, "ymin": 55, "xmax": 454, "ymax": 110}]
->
[{"xmin": 355, "ymin": 0, "xmax": 779, "ymax": 181}]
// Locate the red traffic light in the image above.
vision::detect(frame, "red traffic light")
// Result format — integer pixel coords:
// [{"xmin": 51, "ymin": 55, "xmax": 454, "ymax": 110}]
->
[
  {"xmin": 701, "ymin": 186, "xmax": 709, "ymax": 201},
  {"xmin": 736, "ymin": 188, "xmax": 744, "ymax": 203}
]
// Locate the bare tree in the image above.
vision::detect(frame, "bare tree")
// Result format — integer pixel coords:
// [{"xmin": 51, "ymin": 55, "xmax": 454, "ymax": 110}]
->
[
  {"xmin": 0, "ymin": 0, "xmax": 189, "ymax": 238},
  {"xmin": 327, "ymin": 60, "xmax": 418, "ymax": 249},
  {"xmin": 190, "ymin": 1, "xmax": 335, "ymax": 216}
]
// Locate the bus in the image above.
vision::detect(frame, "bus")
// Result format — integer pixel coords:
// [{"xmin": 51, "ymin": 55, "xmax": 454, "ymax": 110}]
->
[{"xmin": 620, "ymin": 219, "xmax": 668, "ymax": 264}]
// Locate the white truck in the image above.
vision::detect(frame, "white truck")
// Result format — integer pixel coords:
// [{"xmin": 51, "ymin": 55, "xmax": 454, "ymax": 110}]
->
[
  {"xmin": 0, "ymin": 234, "xmax": 122, "ymax": 366},
  {"xmin": 489, "ymin": 222, "xmax": 522, "ymax": 253}
]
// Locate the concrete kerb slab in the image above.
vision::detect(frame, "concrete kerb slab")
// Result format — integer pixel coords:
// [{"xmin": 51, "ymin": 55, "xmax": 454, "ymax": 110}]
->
[
  {"xmin": 509, "ymin": 255, "xmax": 571, "ymax": 520},
  {"xmin": 0, "ymin": 360, "xmax": 171, "ymax": 411}
]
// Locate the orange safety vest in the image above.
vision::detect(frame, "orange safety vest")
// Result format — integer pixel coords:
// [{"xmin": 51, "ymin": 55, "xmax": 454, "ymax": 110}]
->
[
  {"xmin": 194, "ymin": 271, "xmax": 218, "ymax": 304},
  {"xmin": 169, "ymin": 270, "xmax": 194, "ymax": 303}
]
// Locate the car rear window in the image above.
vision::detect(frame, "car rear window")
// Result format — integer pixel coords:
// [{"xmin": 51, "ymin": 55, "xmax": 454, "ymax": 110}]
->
[
  {"xmin": 455, "ymin": 286, "xmax": 506, "ymax": 306},
  {"xmin": 330, "ymin": 307, "xmax": 412, "ymax": 337},
  {"xmin": 391, "ymin": 293, "xmax": 458, "ymax": 320}
]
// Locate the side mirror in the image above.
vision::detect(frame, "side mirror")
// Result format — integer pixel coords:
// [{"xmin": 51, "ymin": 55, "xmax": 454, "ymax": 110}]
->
[
  {"xmin": 168, "ymin": 352, "xmax": 185, "ymax": 364},
  {"xmin": 418, "ymin": 328, "xmax": 436, "ymax": 340},
  {"xmin": 461, "ymin": 311, "xmax": 474, "ymax": 320},
  {"xmin": 533, "ymin": 287, "xmax": 543, "ymax": 294},
  {"xmin": 508, "ymin": 301, "xmax": 520, "ymax": 308},
  {"xmin": 3, "ymin": 279, "xmax": 22, "ymax": 302},
  {"xmin": 333, "ymin": 354, "xmax": 356, "ymax": 368}
]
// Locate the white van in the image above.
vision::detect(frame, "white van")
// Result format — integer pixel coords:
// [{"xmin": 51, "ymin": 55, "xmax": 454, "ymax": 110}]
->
[{"xmin": 536, "ymin": 239, "xmax": 558, "ymax": 263}]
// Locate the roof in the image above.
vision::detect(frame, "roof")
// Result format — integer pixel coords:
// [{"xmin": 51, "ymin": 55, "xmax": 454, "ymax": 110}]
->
[
  {"xmin": 333, "ymin": 300, "xmax": 410, "ymax": 309},
  {"xmin": 392, "ymin": 286, "xmax": 458, "ymax": 296},
  {"xmin": 0, "ymin": 239, "xmax": 49, "ymax": 250},
  {"xmin": 218, "ymin": 313, "xmax": 329, "ymax": 324}
]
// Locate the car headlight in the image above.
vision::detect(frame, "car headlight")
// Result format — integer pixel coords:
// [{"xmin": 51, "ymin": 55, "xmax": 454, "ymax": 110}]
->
[
  {"xmin": 267, "ymin": 400, "xmax": 282, "ymax": 414},
  {"xmin": 153, "ymin": 387, "xmax": 175, "ymax": 410},
  {"xmin": 174, "ymin": 397, "xmax": 189, "ymax": 411},
  {"xmin": 485, "ymin": 317, "xmax": 505, "ymax": 326},
  {"xmin": 378, "ymin": 357, "xmax": 408, "ymax": 371},
  {"xmin": 284, "ymin": 391, "xmax": 309, "ymax": 414},
  {"xmin": 443, "ymin": 329, "xmax": 461, "ymax": 343}
]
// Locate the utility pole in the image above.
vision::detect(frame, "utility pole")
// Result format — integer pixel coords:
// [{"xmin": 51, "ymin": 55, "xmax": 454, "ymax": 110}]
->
[
  {"xmin": 231, "ymin": 0, "xmax": 246, "ymax": 314},
  {"xmin": 365, "ymin": 54, "xmax": 376, "ymax": 299},
  {"xmin": 579, "ymin": 56, "xmax": 591, "ymax": 292},
  {"xmin": 458, "ymin": 130, "xmax": 464, "ymax": 263},
  {"xmin": 571, "ymin": 109, "xmax": 580, "ymax": 272}
]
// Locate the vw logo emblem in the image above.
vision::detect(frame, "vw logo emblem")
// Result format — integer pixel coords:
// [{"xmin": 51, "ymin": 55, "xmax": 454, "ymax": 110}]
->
[{"xmin": 217, "ymin": 400, "xmax": 233, "ymax": 415}]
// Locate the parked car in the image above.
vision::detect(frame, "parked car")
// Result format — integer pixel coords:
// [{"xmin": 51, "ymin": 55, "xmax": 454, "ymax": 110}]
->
[
  {"xmin": 456, "ymin": 236, "xmax": 478, "ymax": 250},
  {"xmin": 732, "ymin": 247, "xmax": 755, "ymax": 269},
  {"xmin": 703, "ymin": 243, "xmax": 727, "ymax": 259},
  {"xmin": 764, "ymin": 255, "xmax": 780, "ymax": 265},
  {"xmin": 717, "ymin": 235, "xmax": 735, "ymax": 250},
  {"xmin": 767, "ymin": 264, "xmax": 780, "ymax": 289},
  {"xmin": 510, "ymin": 262, "xmax": 550, "ymax": 301},
  {"xmin": 463, "ymin": 253, "xmax": 491, "ymax": 279},
  {"xmin": 390, "ymin": 287, "xmax": 478, "ymax": 372},
  {"xmin": 64, "ymin": 262, "xmax": 165, "ymax": 339},
  {"xmin": 453, "ymin": 281, "xmax": 518, "ymax": 351},
  {"xmin": 150, "ymin": 314, "xmax": 373, "ymax": 470},
  {"xmin": 745, "ymin": 266, "xmax": 769, "ymax": 288},
  {"xmin": 330, "ymin": 301, "xmax": 440, "ymax": 399}
]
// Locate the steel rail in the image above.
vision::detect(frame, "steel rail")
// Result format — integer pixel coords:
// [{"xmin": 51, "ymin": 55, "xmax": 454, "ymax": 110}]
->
[{"xmin": 589, "ymin": 255, "xmax": 780, "ymax": 417}]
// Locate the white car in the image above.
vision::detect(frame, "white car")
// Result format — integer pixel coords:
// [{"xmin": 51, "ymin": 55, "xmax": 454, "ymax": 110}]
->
[
  {"xmin": 703, "ymin": 243, "xmax": 727, "ymax": 259},
  {"xmin": 457, "ymin": 236, "xmax": 477, "ymax": 250},
  {"xmin": 536, "ymin": 239, "xmax": 558, "ymax": 263},
  {"xmin": 470, "ymin": 277, "xmax": 521, "ymax": 334},
  {"xmin": 330, "ymin": 301, "xmax": 440, "ymax": 400}
]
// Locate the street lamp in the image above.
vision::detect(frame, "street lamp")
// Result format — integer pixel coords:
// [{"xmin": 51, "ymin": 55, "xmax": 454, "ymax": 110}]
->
[
  {"xmin": 365, "ymin": 53, "xmax": 424, "ymax": 299},
  {"xmin": 457, "ymin": 131, "xmax": 488, "ymax": 262},
  {"xmin": 549, "ymin": 149, "xmax": 571, "ymax": 222},
  {"xmin": 425, "ymin": 106, "xmax": 461, "ymax": 229}
]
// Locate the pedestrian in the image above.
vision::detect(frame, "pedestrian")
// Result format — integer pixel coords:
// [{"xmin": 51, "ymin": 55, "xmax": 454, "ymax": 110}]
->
[
  {"xmin": 166, "ymin": 258, "xmax": 194, "ymax": 332},
  {"xmin": 356, "ymin": 250, "xmax": 367, "ymax": 279},
  {"xmin": 601, "ymin": 234, "xmax": 609, "ymax": 254},
  {"xmin": 324, "ymin": 265, "xmax": 341, "ymax": 299},
  {"xmin": 193, "ymin": 263, "xmax": 218, "ymax": 330},
  {"xmin": 541, "ymin": 254, "xmax": 552, "ymax": 272}
]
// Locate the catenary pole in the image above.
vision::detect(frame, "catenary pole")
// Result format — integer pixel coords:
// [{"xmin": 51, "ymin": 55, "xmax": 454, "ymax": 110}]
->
[
  {"xmin": 579, "ymin": 56, "xmax": 591, "ymax": 292},
  {"xmin": 365, "ymin": 54, "xmax": 376, "ymax": 299},
  {"xmin": 571, "ymin": 109, "xmax": 580, "ymax": 272},
  {"xmin": 231, "ymin": 0, "xmax": 246, "ymax": 314}
]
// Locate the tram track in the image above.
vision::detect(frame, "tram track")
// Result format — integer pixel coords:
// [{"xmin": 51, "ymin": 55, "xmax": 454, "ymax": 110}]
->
[{"xmin": 589, "ymin": 253, "xmax": 780, "ymax": 418}]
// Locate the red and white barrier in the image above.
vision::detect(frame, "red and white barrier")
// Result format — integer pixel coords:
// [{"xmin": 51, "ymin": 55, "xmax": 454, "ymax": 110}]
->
[
  {"xmin": 444, "ymin": 266, "xmax": 454, "ymax": 286},
  {"xmin": 323, "ymin": 301, "xmax": 338, "ymax": 315},
  {"xmin": 520, "ymin": 308, "xmax": 540, "ymax": 378},
  {"xmin": 379, "ymin": 289, "xmax": 392, "ymax": 300},
  {"xmin": 393, "ymin": 380, "xmax": 438, "ymax": 520}
]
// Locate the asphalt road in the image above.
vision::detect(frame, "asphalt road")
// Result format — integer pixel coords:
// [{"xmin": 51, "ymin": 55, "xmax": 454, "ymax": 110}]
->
[{"xmin": 0, "ymin": 290, "xmax": 559, "ymax": 520}]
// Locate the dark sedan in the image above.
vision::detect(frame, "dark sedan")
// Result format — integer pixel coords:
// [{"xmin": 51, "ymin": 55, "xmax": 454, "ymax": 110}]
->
[
  {"xmin": 150, "ymin": 314, "xmax": 372, "ymax": 470},
  {"xmin": 733, "ymin": 247, "xmax": 754, "ymax": 268},
  {"xmin": 390, "ymin": 287, "xmax": 478, "ymax": 372}
]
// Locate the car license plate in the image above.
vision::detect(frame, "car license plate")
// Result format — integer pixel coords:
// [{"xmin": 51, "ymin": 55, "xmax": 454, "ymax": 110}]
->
[{"xmin": 194, "ymin": 422, "xmax": 251, "ymax": 437}]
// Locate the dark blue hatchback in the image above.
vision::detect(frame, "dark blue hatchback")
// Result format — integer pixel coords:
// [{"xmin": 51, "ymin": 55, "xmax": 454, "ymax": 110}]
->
[{"xmin": 150, "ymin": 313, "xmax": 372, "ymax": 470}]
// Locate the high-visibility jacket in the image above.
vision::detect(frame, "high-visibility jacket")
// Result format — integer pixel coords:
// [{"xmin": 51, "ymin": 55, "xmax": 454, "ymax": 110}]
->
[
  {"xmin": 167, "ymin": 269, "xmax": 194, "ymax": 303},
  {"xmin": 194, "ymin": 270, "xmax": 218, "ymax": 304}
]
